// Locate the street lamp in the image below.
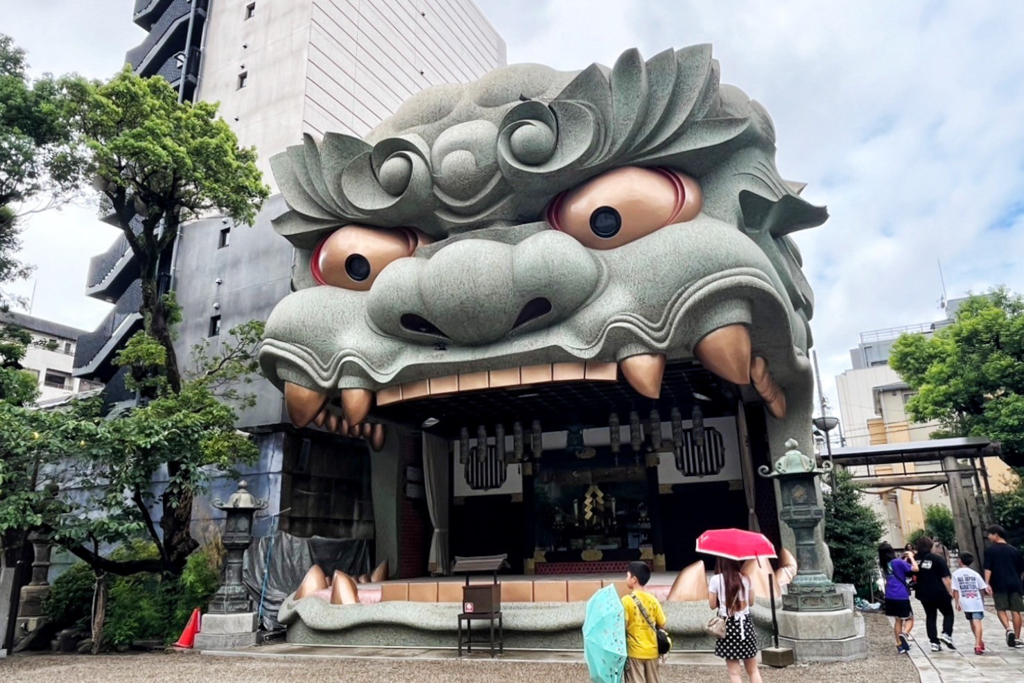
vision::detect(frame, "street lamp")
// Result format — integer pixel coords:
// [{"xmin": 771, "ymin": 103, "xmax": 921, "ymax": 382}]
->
[{"xmin": 811, "ymin": 416, "xmax": 840, "ymax": 481}]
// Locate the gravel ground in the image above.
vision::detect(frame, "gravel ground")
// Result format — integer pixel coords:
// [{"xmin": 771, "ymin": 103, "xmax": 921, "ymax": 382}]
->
[{"xmin": 0, "ymin": 614, "xmax": 918, "ymax": 683}]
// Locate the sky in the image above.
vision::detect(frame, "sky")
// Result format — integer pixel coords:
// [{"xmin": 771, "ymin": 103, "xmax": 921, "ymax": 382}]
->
[{"xmin": 3, "ymin": 0, "xmax": 1024, "ymax": 418}]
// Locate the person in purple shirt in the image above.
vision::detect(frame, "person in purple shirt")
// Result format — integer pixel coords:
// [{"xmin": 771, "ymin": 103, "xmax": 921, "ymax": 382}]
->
[{"xmin": 881, "ymin": 542, "xmax": 919, "ymax": 654}]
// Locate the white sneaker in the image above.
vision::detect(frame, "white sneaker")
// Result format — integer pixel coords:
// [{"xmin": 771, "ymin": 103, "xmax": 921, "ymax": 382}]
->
[
  {"xmin": 939, "ymin": 633, "xmax": 955, "ymax": 649},
  {"xmin": 930, "ymin": 642, "xmax": 942, "ymax": 652}
]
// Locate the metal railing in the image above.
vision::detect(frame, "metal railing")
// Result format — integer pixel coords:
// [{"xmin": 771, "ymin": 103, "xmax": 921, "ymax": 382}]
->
[
  {"xmin": 859, "ymin": 322, "xmax": 935, "ymax": 344},
  {"xmin": 73, "ymin": 280, "xmax": 144, "ymax": 373}
]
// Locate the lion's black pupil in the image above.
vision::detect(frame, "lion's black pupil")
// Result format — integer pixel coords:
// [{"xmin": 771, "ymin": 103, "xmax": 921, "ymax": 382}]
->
[
  {"xmin": 590, "ymin": 206, "xmax": 621, "ymax": 238},
  {"xmin": 345, "ymin": 254, "xmax": 371, "ymax": 281}
]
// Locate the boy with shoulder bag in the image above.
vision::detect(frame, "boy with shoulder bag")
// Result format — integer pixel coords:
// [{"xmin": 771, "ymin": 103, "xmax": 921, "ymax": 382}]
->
[{"xmin": 621, "ymin": 561, "xmax": 669, "ymax": 682}]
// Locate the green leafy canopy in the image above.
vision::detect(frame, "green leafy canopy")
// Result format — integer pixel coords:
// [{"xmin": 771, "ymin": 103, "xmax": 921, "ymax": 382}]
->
[
  {"xmin": 824, "ymin": 469, "xmax": 886, "ymax": 591},
  {"xmin": 890, "ymin": 288, "xmax": 1024, "ymax": 460}
]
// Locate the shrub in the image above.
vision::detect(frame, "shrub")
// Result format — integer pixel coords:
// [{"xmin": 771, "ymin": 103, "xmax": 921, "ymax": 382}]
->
[
  {"xmin": 906, "ymin": 527, "xmax": 927, "ymax": 547},
  {"xmin": 993, "ymin": 469, "xmax": 1024, "ymax": 548},
  {"xmin": 43, "ymin": 562, "xmax": 95, "ymax": 631},
  {"xmin": 45, "ymin": 539, "xmax": 226, "ymax": 647},
  {"xmin": 924, "ymin": 505, "xmax": 957, "ymax": 550}
]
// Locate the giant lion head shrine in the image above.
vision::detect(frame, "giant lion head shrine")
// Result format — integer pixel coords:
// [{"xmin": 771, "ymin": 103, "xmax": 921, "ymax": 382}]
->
[{"xmin": 251, "ymin": 45, "xmax": 864, "ymax": 659}]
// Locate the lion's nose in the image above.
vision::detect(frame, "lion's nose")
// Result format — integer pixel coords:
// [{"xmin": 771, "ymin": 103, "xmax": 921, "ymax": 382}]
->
[{"xmin": 366, "ymin": 231, "xmax": 600, "ymax": 346}]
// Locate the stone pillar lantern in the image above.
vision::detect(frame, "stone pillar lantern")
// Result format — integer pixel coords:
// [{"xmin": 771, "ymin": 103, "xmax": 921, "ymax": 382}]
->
[
  {"xmin": 194, "ymin": 481, "xmax": 267, "ymax": 650},
  {"xmin": 759, "ymin": 440, "xmax": 844, "ymax": 612}
]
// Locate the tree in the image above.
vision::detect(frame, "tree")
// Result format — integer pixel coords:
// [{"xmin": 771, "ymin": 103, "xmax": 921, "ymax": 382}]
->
[
  {"xmin": 891, "ymin": 289, "xmax": 1024, "ymax": 463},
  {"xmin": 0, "ymin": 34, "xmax": 85, "ymax": 308},
  {"xmin": 992, "ymin": 469, "xmax": 1024, "ymax": 548},
  {"xmin": 48, "ymin": 67, "xmax": 269, "ymax": 574},
  {"xmin": 824, "ymin": 469, "xmax": 886, "ymax": 591},
  {"xmin": 923, "ymin": 504, "xmax": 957, "ymax": 550},
  {"xmin": 70, "ymin": 67, "xmax": 268, "ymax": 393}
]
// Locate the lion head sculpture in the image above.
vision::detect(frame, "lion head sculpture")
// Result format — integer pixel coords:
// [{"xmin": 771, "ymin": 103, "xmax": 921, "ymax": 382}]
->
[{"xmin": 260, "ymin": 45, "xmax": 826, "ymax": 457}]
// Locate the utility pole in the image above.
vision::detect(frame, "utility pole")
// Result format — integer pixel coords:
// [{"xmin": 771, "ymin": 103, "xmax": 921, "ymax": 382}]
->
[{"xmin": 811, "ymin": 350, "xmax": 839, "ymax": 484}]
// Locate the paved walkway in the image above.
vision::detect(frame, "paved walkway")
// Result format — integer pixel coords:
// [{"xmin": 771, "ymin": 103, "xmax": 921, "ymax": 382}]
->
[{"xmin": 893, "ymin": 598, "xmax": 1024, "ymax": 682}]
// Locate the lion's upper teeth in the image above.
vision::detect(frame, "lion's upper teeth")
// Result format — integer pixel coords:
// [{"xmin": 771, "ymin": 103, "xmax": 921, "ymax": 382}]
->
[
  {"xmin": 285, "ymin": 382, "xmax": 328, "ymax": 428},
  {"xmin": 619, "ymin": 353, "xmax": 666, "ymax": 399},
  {"xmin": 693, "ymin": 324, "xmax": 752, "ymax": 386}
]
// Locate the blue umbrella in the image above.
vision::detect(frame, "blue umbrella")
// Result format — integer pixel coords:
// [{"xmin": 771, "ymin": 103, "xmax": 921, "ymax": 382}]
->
[{"xmin": 583, "ymin": 584, "xmax": 627, "ymax": 683}]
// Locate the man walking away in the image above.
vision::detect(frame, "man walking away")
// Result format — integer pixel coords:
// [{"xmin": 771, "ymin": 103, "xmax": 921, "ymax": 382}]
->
[
  {"xmin": 914, "ymin": 535, "xmax": 956, "ymax": 651},
  {"xmin": 952, "ymin": 552, "xmax": 990, "ymax": 655},
  {"xmin": 983, "ymin": 524, "xmax": 1024, "ymax": 648},
  {"xmin": 621, "ymin": 561, "xmax": 666, "ymax": 683}
]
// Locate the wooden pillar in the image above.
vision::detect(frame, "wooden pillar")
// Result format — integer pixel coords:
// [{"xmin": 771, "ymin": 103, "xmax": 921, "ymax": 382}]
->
[
  {"xmin": 646, "ymin": 453, "xmax": 666, "ymax": 572},
  {"xmin": 522, "ymin": 462, "xmax": 537, "ymax": 574}
]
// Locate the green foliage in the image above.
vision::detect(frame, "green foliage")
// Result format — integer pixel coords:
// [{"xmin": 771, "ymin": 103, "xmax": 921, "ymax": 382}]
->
[
  {"xmin": 891, "ymin": 288, "xmax": 1024, "ymax": 460},
  {"xmin": 923, "ymin": 504, "xmax": 957, "ymax": 549},
  {"xmin": 825, "ymin": 469, "xmax": 886, "ymax": 590},
  {"xmin": 188, "ymin": 319, "xmax": 265, "ymax": 408},
  {"xmin": 44, "ymin": 542, "xmax": 224, "ymax": 648},
  {"xmin": 992, "ymin": 469, "xmax": 1024, "ymax": 548},
  {"xmin": 906, "ymin": 527, "xmax": 927, "ymax": 547},
  {"xmin": 0, "ymin": 322, "xmax": 39, "ymax": 406},
  {"xmin": 42, "ymin": 562, "xmax": 95, "ymax": 631},
  {"xmin": 0, "ymin": 35, "xmax": 87, "ymax": 309}
]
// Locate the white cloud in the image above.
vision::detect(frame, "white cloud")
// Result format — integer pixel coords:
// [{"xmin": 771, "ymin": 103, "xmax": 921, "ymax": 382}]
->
[{"xmin": 7, "ymin": 0, "xmax": 1024, "ymax": 421}]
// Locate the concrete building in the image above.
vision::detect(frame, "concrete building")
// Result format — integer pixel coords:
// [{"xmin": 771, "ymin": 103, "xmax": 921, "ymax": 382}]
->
[
  {"xmin": 834, "ymin": 301, "xmax": 1013, "ymax": 545},
  {"xmin": 71, "ymin": 1, "xmax": 505, "ymax": 557},
  {"xmin": 0, "ymin": 311, "xmax": 102, "ymax": 405}
]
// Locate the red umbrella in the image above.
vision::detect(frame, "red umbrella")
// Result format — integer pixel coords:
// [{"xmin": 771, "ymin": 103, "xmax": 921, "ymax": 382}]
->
[
  {"xmin": 696, "ymin": 528, "xmax": 777, "ymax": 561},
  {"xmin": 698, "ymin": 528, "xmax": 782, "ymax": 652}
]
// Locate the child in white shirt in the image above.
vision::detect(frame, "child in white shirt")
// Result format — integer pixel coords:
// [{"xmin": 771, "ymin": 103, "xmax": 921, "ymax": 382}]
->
[{"xmin": 952, "ymin": 552, "xmax": 991, "ymax": 655}]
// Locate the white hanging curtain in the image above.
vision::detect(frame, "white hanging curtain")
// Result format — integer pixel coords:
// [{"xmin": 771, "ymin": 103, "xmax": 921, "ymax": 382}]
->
[
  {"xmin": 736, "ymin": 402, "xmax": 760, "ymax": 532},
  {"xmin": 422, "ymin": 432, "xmax": 451, "ymax": 575}
]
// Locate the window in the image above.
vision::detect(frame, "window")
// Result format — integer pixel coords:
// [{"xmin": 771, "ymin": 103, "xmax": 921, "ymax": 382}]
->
[
  {"xmin": 209, "ymin": 315, "xmax": 221, "ymax": 337},
  {"xmin": 43, "ymin": 370, "xmax": 71, "ymax": 390},
  {"xmin": 219, "ymin": 227, "xmax": 231, "ymax": 248},
  {"xmin": 237, "ymin": 71, "xmax": 248, "ymax": 89},
  {"xmin": 245, "ymin": 2, "xmax": 256, "ymax": 19},
  {"xmin": 64, "ymin": 341, "xmax": 74, "ymax": 355}
]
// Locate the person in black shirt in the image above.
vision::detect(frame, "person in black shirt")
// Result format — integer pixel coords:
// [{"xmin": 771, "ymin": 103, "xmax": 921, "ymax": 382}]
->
[
  {"xmin": 914, "ymin": 535, "xmax": 955, "ymax": 651},
  {"xmin": 983, "ymin": 524, "xmax": 1024, "ymax": 648}
]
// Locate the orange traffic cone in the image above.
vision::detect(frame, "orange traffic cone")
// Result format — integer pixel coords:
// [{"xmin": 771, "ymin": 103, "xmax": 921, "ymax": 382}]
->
[{"xmin": 173, "ymin": 608, "xmax": 201, "ymax": 648}]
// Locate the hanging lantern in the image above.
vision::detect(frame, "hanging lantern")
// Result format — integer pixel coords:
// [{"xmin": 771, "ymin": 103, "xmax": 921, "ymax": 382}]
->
[
  {"xmin": 670, "ymin": 406, "xmax": 683, "ymax": 449},
  {"xmin": 477, "ymin": 425, "xmax": 488, "ymax": 462},
  {"xmin": 496, "ymin": 423, "xmax": 509, "ymax": 464},
  {"xmin": 692, "ymin": 404, "xmax": 705, "ymax": 449},
  {"xmin": 649, "ymin": 408, "xmax": 662, "ymax": 451},
  {"xmin": 629, "ymin": 411, "xmax": 642, "ymax": 453},
  {"xmin": 512, "ymin": 421, "xmax": 524, "ymax": 462},
  {"xmin": 531, "ymin": 420, "xmax": 543, "ymax": 460},
  {"xmin": 609, "ymin": 412, "xmax": 621, "ymax": 454},
  {"xmin": 460, "ymin": 427, "xmax": 470, "ymax": 465}
]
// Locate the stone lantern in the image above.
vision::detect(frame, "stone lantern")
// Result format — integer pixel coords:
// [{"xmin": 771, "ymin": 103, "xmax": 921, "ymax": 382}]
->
[
  {"xmin": 194, "ymin": 481, "xmax": 267, "ymax": 650},
  {"xmin": 759, "ymin": 440, "xmax": 844, "ymax": 612},
  {"xmin": 209, "ymin": 480, "xmax": 267, "ymax": 614}
]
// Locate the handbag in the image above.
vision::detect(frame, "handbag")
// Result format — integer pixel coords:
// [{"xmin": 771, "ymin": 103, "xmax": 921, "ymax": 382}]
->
[
  {"xmin": 706, "ymin": 614, "xmax": 728, "ymax": 639},
  {"xmin": 705, "ymin": 578, "xmax": 742, "ymax": 639},
  {"xmin": 632, "ymin": 595, "xmax": 672, "ymax": 655}
]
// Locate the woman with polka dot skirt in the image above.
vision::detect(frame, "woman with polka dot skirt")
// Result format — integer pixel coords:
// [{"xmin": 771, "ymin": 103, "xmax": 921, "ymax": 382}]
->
[{"xmin": 708, "ymin": 558, "xmax": 762, "ymax": 683}]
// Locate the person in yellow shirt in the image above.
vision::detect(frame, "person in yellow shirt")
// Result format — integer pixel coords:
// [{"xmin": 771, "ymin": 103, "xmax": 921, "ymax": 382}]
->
[{"xmin": 621, "ymin": 561, "xmax": 667, "ymax": 683}]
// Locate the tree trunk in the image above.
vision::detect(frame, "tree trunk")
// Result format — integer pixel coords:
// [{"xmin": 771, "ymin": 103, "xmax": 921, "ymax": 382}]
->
[
  {"xmin": 90, "ymin": 572, "xmax": 107, "ymax": 655},
  {"xmin": 160, "ymin": 474, "xmax": 198, "ymax": 574}
]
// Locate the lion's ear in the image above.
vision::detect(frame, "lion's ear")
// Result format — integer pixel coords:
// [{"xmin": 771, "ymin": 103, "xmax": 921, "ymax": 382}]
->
[{"xmin": 739, "ymin": 190, "xmax": 828, "ymax": 237}]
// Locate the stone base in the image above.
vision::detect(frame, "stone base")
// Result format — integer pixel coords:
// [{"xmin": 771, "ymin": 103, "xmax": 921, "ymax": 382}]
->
[
  {"xmin": 193, "ymin": 612, "xmax": 259, "ymax": 651},
  {"xmin": 777, "ymin": 608, "xmax": 857, "ymax": 640},
  {"xmin": 777, "ymin": 610, "xmax": 867, "ymax": 662},
  {"xmin": 201, "ymin": 612, "xmax": 258, "ymax": 634},
  {"xmin": 760, "ymin": 646, "xmax": 795, "ymax": 668},
  {"xmin": 194, "ymin": 631, "xmax": 258, "ymax": 650}
]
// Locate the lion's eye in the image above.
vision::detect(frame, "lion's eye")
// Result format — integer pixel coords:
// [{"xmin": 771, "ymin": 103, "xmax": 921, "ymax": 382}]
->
[
  {"xmin": 546, "ymin": 167, "xmax": 702, "ymax": 249},
  {"xmin": 312, "ymin": 225, "xmax": 423, "ymax": 291}
]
